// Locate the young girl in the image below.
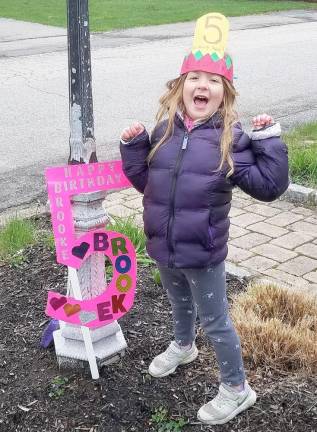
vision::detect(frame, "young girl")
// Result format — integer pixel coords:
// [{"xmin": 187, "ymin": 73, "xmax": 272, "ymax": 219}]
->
[{"xmin": 120, "ymin": 13, "xmax": 288, "ymax": 426}]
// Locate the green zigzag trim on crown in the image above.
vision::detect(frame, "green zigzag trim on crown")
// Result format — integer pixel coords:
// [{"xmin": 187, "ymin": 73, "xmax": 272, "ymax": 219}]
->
[
  {"xmin": 225, "ymin": 55, "xmax": 232, "ymax": 69},
  {"xmin": 194, "ymin": 50, "xmax": 203, "ymax": 60},
  {"xmin": 210, "ymin": 52, "xmax": 220, "ymax": 61},
  {"xmin": 187, "ymin": 51, "xmax": 233, "ymax": 72},
  {"xmin": 193, "ymin": 51, "xmax": 222, "ymax": 62}
]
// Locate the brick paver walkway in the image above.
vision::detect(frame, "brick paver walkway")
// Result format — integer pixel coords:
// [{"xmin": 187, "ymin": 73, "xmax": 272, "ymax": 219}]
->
[{"xmin": 105, "ymin": 188, "xmax": 317, "ymax": 294}]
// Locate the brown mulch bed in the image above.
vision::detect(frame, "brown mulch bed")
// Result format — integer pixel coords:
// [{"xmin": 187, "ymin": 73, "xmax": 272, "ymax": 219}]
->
[{"xmin": 0, "ymin": 216, "xmax": 317, "ymax": 432}]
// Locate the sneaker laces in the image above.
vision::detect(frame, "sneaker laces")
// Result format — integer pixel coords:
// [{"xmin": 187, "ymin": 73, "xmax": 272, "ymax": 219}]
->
[
  {"xmin": 164, "ymin": 344, "xmax": 180, "ymax": 361},
  {"xmin": 212, "ymin": 388, "xmax": 238, "ymax": 409},
  {"xmin": 159, "ymin": 342, "xmax": 185, "ymax": 363}
]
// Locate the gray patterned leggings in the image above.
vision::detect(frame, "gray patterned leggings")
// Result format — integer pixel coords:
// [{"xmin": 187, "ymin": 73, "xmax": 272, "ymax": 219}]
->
[{"xmin": 157, "ymin": 262, "xmax": 246, "ymax": 386}]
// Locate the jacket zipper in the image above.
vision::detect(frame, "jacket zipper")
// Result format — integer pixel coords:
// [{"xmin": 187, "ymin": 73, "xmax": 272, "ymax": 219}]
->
[
  {"xmin": 165, "ymin": 112, "xmax": 220, "ymax": 267},
  {"xmin": 167, "ymin": 131, "xmax": 189, "ymax": 267}
]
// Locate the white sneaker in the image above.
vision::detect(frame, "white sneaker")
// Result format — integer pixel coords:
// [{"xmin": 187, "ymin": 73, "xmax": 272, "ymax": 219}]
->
[
  {"xmin": 148, "ymin": 341, "xmax": 198, "ymax": 378},
  {"xmin": 197, "ymin": 381, "xmax": 257, "ymax": 425}
]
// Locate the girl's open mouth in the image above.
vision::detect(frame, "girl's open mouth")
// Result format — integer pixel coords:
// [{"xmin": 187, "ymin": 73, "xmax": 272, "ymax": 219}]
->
[{"xmin": 194, "ymin": 95, "xmax": 209, "ymax": 106}]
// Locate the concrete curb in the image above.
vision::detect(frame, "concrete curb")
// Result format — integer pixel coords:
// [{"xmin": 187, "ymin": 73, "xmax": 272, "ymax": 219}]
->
[
  {"xmin": 225, "ymin": 263, "xmax": 317, "ymax": 296},
  {"xmin": 0, "ymin": 203, "xmax": 47, "ymax": 226},
  {"xmin": 280, "ymin": 183, "xmax": 317, "ymax": 207}
]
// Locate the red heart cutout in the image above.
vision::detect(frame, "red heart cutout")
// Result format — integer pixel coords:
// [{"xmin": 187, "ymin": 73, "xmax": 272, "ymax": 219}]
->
[
  {"xmin": 63, "ymin": 303, "xmax": 81, "ymax": 317},
  {"xmin": 50, "ymin": 296, "xmax": 67, "ymax": 310}
]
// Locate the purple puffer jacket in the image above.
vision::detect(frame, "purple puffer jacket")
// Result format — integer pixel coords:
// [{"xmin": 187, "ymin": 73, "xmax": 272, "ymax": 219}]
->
[{"xmin": 120, "ymin": 113, "xmax": 289, "ymax": 268}]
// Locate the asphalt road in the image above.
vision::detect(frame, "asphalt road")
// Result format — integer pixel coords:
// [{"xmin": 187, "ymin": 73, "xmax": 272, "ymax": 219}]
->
[{"xmin": 0, "ymin": 9, "xmax": 317, "ymax": 212}]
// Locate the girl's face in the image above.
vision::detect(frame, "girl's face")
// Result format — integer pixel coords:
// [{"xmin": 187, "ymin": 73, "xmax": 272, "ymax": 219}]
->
[{"xmin": 182, "ymin": 71, "xmax": 224, "ymax": 121}]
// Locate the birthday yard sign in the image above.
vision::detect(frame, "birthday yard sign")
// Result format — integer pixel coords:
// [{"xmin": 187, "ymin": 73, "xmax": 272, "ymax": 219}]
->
[{"xmin": 45, "ymin": 160, "xmax": 137, "ymax": 329}]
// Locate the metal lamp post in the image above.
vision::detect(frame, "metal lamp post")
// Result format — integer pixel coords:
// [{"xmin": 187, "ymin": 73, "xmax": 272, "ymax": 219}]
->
[
  {"xmin": 67, "ymin": 0, "xmax": 96, "ymax": 165},
  {"xmin": 52, "ymin": 0, "xmax": 127, "ymax": 371}
]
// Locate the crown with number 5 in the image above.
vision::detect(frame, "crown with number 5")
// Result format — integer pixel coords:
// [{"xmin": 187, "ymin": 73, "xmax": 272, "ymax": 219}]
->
[{"xmin": 180, "ymin": 13, "xmax": 233, "ymax": 82}]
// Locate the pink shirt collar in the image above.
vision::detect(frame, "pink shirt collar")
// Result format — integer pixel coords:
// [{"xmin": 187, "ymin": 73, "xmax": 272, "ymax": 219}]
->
[
  {"xmin": 178, "ymin": 110, "xmax": 217, "ymax": 132},
  {"xmin": 184, "ymin": 115, "xmax": 195, "ymax": 132}
]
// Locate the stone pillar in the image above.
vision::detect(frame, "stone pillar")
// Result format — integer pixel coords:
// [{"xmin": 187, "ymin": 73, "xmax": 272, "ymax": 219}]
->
[{"xmin": 53, "ymin": 191, "xmax": 127, "ymax": 370}]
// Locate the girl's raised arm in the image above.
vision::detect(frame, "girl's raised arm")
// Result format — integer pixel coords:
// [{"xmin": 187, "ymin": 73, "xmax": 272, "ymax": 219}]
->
[
  {"xmin": 121, "ymin": 122, "xmax": 145, "ymax": 142},
  {"xmin": 230, "ymin": 117, "xmax": 289, "ymax": 202},
  {"xmin": 120, "ymin": 124, "xmax": 150, "ymax": 194}
]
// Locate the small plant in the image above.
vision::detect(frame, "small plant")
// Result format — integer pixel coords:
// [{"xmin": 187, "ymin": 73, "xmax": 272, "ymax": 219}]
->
[
  {"xmin": 150, "ymin": 407, "xmax": 187, "ymax": 432},
  {"xmin": 48, "ymin": 376, "xmax": 69, "ymax": 399},
  {"xmin": 105, "ymin": 257, "xmax": 114, "ymax": 281},
  {"xmin": 107, "ymin": 215, "xmax": 154, "ymax": 265},
  {"xmin": 152, "ymin": 268, "xmax": 162, "ymax": 286},
  {"xmin": 42, "ymin": 230, "xmax": 56, "ymax": 252},
  {"xmin": 0, "ymin": 218, "xmax": 36, "ymax": 264}
]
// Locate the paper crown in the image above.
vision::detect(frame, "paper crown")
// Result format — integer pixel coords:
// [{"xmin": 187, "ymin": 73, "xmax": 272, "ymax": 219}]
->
[{"xmin": 180, "ymin": 13, "xmax": 233, "ymax": 81}]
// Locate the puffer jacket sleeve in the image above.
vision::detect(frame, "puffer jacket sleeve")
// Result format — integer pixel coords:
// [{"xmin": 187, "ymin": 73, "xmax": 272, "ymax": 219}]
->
[
  {"xmin": 120, "ymin": 129, "xmax": 151, "ymax": 194},
  {"xmin": 230, "ymin": 123, "xmax": 289, "ymax": 202}
]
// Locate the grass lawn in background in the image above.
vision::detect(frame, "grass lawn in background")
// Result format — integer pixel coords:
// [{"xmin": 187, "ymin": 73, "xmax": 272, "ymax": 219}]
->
[
  {"xmin": 283, "ymin": 121, "xmax": 317, "ymax": 188},
  {"xmin": 0, "ymin": 0, "xmax": 316, "ymax": 31}
]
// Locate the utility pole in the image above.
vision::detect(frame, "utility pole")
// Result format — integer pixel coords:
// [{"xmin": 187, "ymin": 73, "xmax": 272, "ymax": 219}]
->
[
  {"xmin": 53, "ymin": 0, "xmax": 127, "ymax": 371},
  {"xmin": 67, "ymin": 0, "xmax": 96, "ymax": 165}
]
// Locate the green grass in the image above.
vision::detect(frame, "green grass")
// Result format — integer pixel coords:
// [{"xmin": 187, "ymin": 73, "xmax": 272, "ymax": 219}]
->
[
  {"xmin": 107, "ymin": 215, "xmax": 153, "ymax": 265},
  {"xmin": 283, "ymin": 122, "xmax": 317, "ymax": 188},
  {"xmin": 42, "ymin": 231, "xmax": 55, "ymax": 252},
  {"xmin": 0, "ymin": 214, "xmax": 153, "ymax": 267},
  {"xmin": 152, "ymin": 267, "xmax": 162, "ymax": 286},
  {"xmin": 0, "ymin": 1, "xmax": 316, "ymax": 31},
  {"xmin": 0, "ymin": 218, "xmax": 36, "ymax": 264}
]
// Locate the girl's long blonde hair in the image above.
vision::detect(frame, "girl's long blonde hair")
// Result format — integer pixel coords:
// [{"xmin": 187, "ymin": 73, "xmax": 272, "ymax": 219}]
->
[{"xmin": 147, "ymin": 73, "xmax": 238, "ymax": 177}]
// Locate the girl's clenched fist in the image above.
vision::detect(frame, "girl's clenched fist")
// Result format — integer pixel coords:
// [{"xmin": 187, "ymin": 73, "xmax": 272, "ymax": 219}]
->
[{"xmin": 121, "ymin": 122, "xmax": 145, "ymax": 141}]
